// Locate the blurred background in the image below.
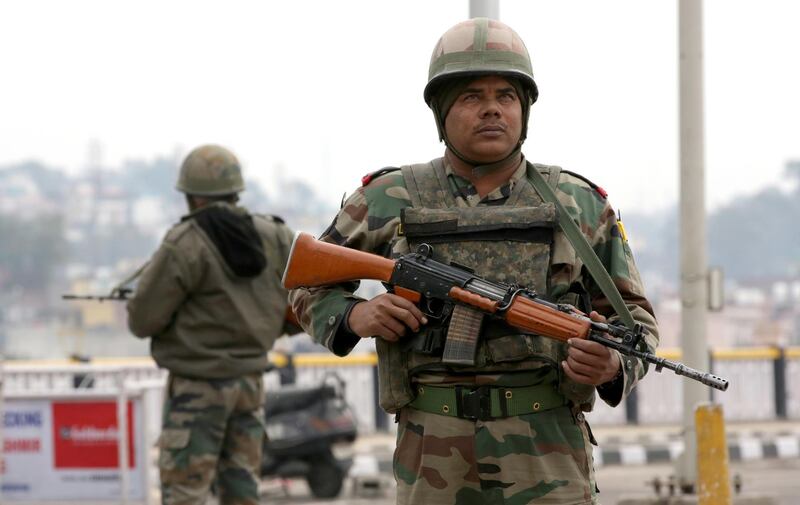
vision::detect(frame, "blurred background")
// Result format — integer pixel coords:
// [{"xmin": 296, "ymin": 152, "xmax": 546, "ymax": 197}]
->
[
  {"xmin": 1, "ymin": 1, "xmax": 799, "ymax": 502},
  {"xmin": 0, "ymin": 0, "xmax": 798, "ymax": 359}
]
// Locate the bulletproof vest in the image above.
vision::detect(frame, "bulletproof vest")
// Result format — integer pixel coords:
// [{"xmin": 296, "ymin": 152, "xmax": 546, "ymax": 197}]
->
[{"xmin": 376, "ymin": 158, "xmax": 596, "ymax": 412}]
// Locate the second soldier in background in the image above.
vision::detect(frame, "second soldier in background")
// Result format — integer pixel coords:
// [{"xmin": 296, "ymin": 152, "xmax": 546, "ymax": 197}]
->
[{"xmin": 127, "ymin": 145, "xmax": 298, "ymax": 505}]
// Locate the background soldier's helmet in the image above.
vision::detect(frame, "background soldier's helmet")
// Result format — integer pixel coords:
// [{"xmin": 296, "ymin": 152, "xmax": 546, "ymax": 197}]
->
[
  {"xmin": 423, "ymin": 17, "xmax": 538, "ymax": 106},
  {"xmin": 176, "ymin": 144, "xmax": 245, "ymax": 196}
]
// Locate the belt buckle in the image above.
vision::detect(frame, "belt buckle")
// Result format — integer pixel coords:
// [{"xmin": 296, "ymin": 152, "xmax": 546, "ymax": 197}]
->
[{"xmin": 460, "ymin": 386, "xmax": 492, "ymax": 421}]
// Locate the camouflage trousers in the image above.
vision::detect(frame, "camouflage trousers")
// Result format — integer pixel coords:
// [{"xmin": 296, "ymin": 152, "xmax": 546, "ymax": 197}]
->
[
  {"xmin": 394, "ymin": 405, "xmax": 598, "ymax": 505},
  {"xmin": 158, "ymin": 373, "xmax": 265, "ymax": 505}
]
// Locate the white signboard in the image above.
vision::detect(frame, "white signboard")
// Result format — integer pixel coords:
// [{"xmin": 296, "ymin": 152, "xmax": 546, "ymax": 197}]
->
[{"xmin": 1, "ymin": 397, "xmax": 145, "ymax": 501}]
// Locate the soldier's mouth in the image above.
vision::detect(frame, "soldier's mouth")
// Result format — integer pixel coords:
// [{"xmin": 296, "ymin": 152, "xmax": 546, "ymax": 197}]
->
[
  {"xmin": 476, "ymin": 124, "xmax": 506, "ymax": 137},
  {"xmin": 476, "ymin": 123, "xmax": 505, "ymax": 131}
]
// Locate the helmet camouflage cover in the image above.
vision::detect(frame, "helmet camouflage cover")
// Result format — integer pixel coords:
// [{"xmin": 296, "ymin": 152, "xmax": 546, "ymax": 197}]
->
[
  {"xmin": 176, "ymin": 144, "xmax": 245, "ymax": 196},
  {"xmin": 424, "ymin": 17, "xmax": 538, "ymax": 106}
]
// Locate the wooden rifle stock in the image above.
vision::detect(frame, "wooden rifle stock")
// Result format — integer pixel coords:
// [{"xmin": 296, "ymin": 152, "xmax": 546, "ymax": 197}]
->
[{"xmin": 282, "ymin": 232, "xmax": 396, "ymax": 289}]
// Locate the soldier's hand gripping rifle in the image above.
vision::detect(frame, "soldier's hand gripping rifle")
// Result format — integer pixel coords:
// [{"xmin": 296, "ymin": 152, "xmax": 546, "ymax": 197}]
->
[{"xmin": 283, "ymin": 232, "xmax": 729, "ymax": 392}]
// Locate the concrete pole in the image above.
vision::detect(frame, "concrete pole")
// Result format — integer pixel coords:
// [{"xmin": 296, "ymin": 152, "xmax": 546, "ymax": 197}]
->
[
  {"xmin": 677, "ymin": 0, "xmax": 710, "ymax": 490},
  {"xmin": 469, "ymin": 0, "xmax": 499, "ymax": 19}
]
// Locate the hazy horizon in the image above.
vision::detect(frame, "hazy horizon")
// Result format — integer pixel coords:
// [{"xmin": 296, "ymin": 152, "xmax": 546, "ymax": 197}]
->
[{"xmin": 2, "ymin": 0, "xmax": 799, "ymax": 215}]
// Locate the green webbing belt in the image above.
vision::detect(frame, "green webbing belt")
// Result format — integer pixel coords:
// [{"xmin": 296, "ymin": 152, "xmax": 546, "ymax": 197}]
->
[
  {"xmin": 410, "ymin": 383, "xmax": 566, "ymax": 419},
  {"xmin": 526, "ymin": 163, "xmax": 636, "ymax": 330}
]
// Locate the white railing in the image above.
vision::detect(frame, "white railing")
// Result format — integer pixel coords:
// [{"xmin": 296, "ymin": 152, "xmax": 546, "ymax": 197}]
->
[
  {"xmin": 1, "ymin": 368, "xmax": 164, "ymax": 505},
  {"xmin": 2, "ymin": 349, "xmax": 798, "ymax": 434}
]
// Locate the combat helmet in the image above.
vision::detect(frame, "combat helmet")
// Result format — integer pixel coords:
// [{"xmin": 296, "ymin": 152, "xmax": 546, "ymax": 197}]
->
[
  {"xmin": 424, "ymin": 18, "xmax": 538, "ymax": 158},
  {"xmin": 176, "ymin": 144, "xmax": 245, "ymax": 196},
  {"xmin": 424, "ymin": 17, "xmax": 537, "ymax": 106}
]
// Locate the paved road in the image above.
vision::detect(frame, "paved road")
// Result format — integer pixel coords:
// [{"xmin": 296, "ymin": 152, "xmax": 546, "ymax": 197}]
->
[{"xmin": 255, "ymin": 457, "xmax": 800, "ymax": 504}]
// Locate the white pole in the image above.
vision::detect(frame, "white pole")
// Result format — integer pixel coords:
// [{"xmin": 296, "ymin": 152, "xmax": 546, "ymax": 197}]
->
[
  {"xmin": 469, "ymin": 0, "xmax": 499, "ymax": 19},
  {"xmin": 678, "ymin": 0, "xmax": 709, "ymax": 491},
  {"xmin": 117, "ymin": 373, "xmax": 130, "ymax": 505}
]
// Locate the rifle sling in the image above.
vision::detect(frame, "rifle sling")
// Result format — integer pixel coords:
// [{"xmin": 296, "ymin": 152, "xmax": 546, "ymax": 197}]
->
[{"xmin": 526, "ymin": 163, "xmax": 636, "ymax": 330}]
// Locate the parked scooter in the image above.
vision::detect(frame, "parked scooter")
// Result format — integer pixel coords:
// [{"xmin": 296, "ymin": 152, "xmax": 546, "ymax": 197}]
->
[{"xmin": 260, "ymin": 364, "xmax": 358, "ymax": 499}]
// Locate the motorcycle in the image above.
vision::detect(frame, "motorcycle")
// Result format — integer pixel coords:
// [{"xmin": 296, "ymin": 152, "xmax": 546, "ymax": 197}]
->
[{"xmin": 260, "ymin": 368, "xmax": 358, "ymax": 499}]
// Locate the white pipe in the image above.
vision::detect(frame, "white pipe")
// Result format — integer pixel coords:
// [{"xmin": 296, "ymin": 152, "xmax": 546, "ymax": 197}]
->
[
  {"xmin": 678, "ymin": 0, "xmax": 710, "ymax": 489},
  {"xmin": 469, "ymin": 0, "xmax": 499, "ymax": 19}
]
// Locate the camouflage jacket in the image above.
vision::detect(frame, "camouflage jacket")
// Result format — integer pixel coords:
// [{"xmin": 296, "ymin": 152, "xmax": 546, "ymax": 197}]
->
[
  {"xmin": 289, "ymin": 156, "xmax": 659, "ymax": 408},
  {"xmin": 128, "ymin": 202, "xmax": 297, "ymax": 379}
]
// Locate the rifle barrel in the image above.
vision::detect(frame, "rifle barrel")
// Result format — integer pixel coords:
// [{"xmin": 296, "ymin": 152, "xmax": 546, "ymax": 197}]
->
[{"xmin": 590, "ymin": 333, "xmax": 729, "ymax": 391}]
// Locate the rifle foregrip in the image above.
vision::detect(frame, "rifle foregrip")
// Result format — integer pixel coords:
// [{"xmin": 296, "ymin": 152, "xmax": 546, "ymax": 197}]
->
[{"xmin": 505, "ymin": 296, "xmax": 591, "ymax": 342}]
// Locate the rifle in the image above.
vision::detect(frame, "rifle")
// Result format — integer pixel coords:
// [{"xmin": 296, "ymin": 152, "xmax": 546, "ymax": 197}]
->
[
  {"xmin": 62, "ymin": 287, "xmax": 133, "ymax": 302},
  {"xmin": 62, "ymin": 262, "xmax": 301, "ymax": 327},
  {"xmin": 61, "ymin": 262, "xmax": 149, "ymax": 302},
  {"xmin": 282, "ymin": 232, "xmax": 729, "ymax": 391}
]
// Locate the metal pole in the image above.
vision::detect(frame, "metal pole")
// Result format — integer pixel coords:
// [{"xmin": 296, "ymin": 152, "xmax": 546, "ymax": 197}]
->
[
  {"xmin": 469, "ymin": 0, "xmax": 499, "ymax": 19},
  {"xmin": 678, "ymin": 0, "xmax": 709, "ymax": 491}
]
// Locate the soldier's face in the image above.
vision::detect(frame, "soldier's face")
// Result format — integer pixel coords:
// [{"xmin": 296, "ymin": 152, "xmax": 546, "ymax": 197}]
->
[{"xmin": 444, "ymin": 75, "xmax": 523, "ymax": 163}]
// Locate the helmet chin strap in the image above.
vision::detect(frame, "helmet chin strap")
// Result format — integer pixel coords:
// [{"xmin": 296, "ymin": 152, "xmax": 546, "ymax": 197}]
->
[{"xmin": 446, "ymin": 140, "xmax": 523, "ymax": 179}]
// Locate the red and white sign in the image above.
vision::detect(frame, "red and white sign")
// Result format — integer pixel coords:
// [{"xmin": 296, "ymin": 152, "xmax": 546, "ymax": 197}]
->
[{"xmin": 52, "ymin": 401, "xmax": 135, "ymax": 469}]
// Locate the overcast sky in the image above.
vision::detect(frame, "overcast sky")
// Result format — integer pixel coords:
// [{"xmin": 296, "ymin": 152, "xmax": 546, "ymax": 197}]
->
[{"xmin": 2, "ymin": 0, "xmax": 798, "ymax": 216}]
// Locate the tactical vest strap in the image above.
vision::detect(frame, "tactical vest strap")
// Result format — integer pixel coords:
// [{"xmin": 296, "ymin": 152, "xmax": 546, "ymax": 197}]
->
[
  {"xmin": 401, "ymin": 160, "xmax": 458, "ymax": 209},
  {"xmin": 526, "ymin": 162, "xmax": 636, "ymax": 329}
]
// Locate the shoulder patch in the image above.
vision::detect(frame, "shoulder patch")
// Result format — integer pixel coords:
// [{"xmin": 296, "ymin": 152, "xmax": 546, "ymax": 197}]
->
[
  {"xmin": 362, "ymin": 167, "xmax": 400, "ymax": 187},
  {"xmin": 562, "ymin": 169, "xmax": 608, "ymax": 200}
]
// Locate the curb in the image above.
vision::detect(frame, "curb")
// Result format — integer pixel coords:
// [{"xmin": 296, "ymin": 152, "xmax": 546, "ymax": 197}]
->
[
  {"xmin": 596, "ymin": 435, "xmax": 800, "ymax": 467},
  {"xmin": 350, "ymin": 433, "xmax": 800, "ymax": 469}
]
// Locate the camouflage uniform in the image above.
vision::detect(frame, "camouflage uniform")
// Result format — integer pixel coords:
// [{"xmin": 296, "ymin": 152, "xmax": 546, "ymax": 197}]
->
[
  {"xmin": 128, "ymin": 145, "xmax": 297, "ymax": 505},
  {"xmin": 289, "ymin": 19, "xmax": 658, "ymax": 505}
]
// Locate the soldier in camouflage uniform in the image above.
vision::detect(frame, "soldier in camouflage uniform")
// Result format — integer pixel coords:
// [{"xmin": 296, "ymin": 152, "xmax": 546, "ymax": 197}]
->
[
  {"xmin": 127, "ymin": 145, "xmax": 299, "ymax": 505},
  {"xmin": 289, "ymin": 18, "xmax": 659, "ymax": 505}
]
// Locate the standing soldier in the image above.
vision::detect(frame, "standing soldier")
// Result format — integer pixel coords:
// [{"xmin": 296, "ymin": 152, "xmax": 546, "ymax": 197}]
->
[
  {"xmin": 127, "ymin": 144, "xmax": 298, "ymax": 505},
  {"xmin": 289, "ymin": 19, "xmax": 659, "ymax": 504}
]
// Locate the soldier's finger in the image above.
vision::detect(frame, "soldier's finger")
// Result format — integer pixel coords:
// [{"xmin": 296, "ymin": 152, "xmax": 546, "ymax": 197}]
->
[
  {"xmin": 561, "ymin": 360, "xmax": 594, "ymax": 385},
  {"xmin": 385, "ymin": 304, "xmax": 424, "ymax": 332},
  {"xmin": 565, "ymin": 355, "xmax": 597, "ymax": 376},
  {"xmin": 567, "ymin": 343, "xmax": 600, "ymax": 366},
  {"xmin": 388, "ymin": 295, "xmax": 428, "ymax": 326},
  {"xmin": 568, "ymin": 338, "xmax": 609, "ymax": 358},
  {"xmin": 589, "ymin": 310, "xmax": 607, "ymax": 323},
  {"xmin": 375, "ymin": 321, "xmax": 402, "ymax": 342},
  {"xmin": 376, "ymin": 313, "xmax": 407, "ymax": 337}
]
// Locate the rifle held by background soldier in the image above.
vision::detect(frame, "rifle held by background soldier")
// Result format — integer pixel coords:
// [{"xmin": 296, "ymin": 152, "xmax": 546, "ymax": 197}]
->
[{"xmin": 283, "ymin": 232, "xmax": 729, "ymax": 392}]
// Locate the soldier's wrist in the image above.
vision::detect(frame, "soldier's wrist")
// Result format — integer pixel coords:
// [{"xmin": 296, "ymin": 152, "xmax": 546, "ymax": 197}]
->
[
  {"xmin": 341, "ymin": 301, "xmax": 360, "ymax": 336},
  {"xmin": 598, "ymin": 358, "xmax": 623, "ymax": 390}
]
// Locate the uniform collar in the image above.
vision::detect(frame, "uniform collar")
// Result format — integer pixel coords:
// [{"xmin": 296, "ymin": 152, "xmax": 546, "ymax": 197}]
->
[{"xmin": 443, "ymin": 156, "xmax": 528, "ymax": 206}]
